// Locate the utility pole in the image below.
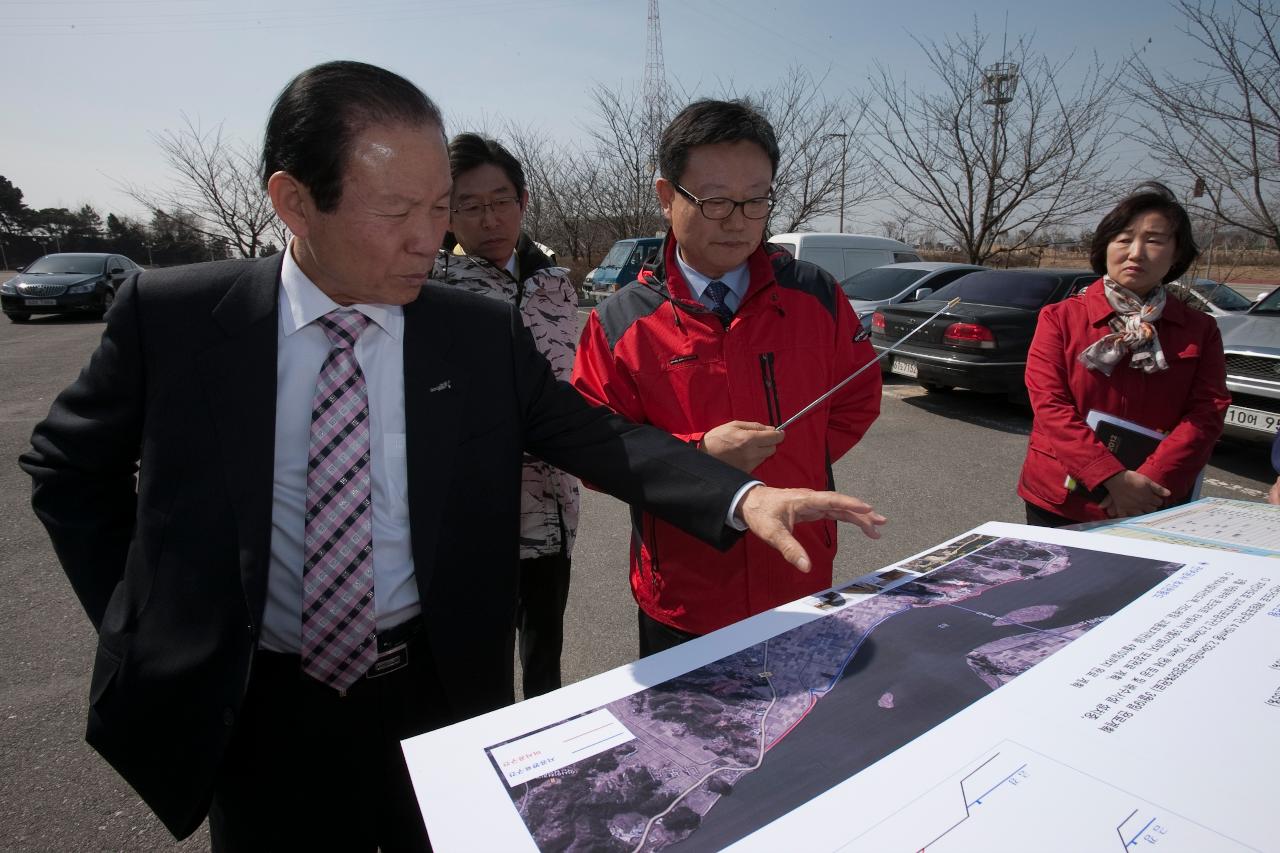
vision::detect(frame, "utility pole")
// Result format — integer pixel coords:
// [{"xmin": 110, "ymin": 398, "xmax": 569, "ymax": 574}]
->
[{"xmin": 823, "ymin": 132, "xmax": 848, "ymax": 232}]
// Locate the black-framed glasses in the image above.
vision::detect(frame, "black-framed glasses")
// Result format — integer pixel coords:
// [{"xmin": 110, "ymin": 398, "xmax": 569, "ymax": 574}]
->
[
  {"xmin": 450, "ymin": 196, "xmax": 520, "ymax": 220},
  {"xmin": 673, "ymin": 183, "xmax": 774, "ymax": 220}
]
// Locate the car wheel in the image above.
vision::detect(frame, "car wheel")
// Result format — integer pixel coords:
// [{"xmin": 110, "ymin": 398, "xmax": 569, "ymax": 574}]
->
[
  {"xmin": 6, "ymin": 312, "xmax": 30, "ymax": 323},
  {"xmin": 920, "ymin": 381, "xmax": 953, "ymax": 394},
  {"xmin": 97, "ymin": 289, "xmax": 115, "ymax": 319}
]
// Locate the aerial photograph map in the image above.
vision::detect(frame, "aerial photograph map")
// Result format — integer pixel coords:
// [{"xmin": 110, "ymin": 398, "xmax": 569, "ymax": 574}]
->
[{"xmin": 484, "ymin": 536, "xmax": 1184, "ymax": 852}]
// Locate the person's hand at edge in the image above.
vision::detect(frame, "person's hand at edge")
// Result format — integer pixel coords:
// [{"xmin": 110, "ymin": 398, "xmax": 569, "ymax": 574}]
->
[
  {"xmin": 735, "ymin": 485, "xmax": 886, "ymax": 573},
  {"xmin": 1268, "ymin": 475, "xmax": 1279, "ymax": 506}
]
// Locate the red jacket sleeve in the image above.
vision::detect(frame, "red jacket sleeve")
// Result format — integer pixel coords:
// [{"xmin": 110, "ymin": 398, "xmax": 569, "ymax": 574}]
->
[
  {"xmin": 1137, "ymin": 320, "xmax": 1229, "ymax": 495},
  {"xmin": 1024, "ymin": 304, "xmax": 1126, "ymax": 491},
  {"xmin": 824, "ymin": 295, "xmax": 881, "ymax": 462}
]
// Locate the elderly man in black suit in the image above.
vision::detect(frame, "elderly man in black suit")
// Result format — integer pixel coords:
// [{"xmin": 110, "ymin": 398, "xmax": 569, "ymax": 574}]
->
[{"xmin": 20, "ymin": 61, "xmax": 885, "ymax": 852}]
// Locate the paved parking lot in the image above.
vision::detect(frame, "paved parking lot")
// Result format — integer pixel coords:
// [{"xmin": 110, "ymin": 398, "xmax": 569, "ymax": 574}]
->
[{"xmin": 1, "ymin": 309, "xmax": 1274, "ymax": 851}]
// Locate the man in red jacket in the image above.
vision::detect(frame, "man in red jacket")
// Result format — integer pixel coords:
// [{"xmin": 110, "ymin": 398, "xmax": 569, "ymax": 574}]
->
[{"xmin": 572, "ymin": 99, "xmax": 882, "ymax": 655}]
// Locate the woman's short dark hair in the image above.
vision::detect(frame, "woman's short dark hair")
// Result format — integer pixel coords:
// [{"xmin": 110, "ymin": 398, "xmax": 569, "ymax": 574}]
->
[
  {"xmin": 261, "ymin": 60, "xmax": 444, "ymax": 212},
  {"xmin": 1089, "ymin": 182, "xmax": 1198, "ymax": 283},
  {"xmin": 446, "ymin": 133, "xmax": 526, "ymax": 197},
  {"xmin": 658, "ymin": 99, "xmax": 780, "ymax": 185}
]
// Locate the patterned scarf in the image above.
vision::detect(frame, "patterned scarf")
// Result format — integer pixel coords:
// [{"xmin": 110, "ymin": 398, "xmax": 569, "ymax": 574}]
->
[{"xmin": 1077, "ymin": 277, "xmax": 1169, "ymax": 376}]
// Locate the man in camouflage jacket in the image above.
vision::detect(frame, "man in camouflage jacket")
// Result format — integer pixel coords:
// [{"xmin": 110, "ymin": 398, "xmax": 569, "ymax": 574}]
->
[{"xmin": 431, "ymin": 133, "xmax": 580, "ymax": 696}]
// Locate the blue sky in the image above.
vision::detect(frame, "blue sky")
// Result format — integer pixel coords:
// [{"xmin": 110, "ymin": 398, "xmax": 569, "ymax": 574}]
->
[{"xmin": 7, "ymin": 0, "xmax": 1203, "ymax": 229}]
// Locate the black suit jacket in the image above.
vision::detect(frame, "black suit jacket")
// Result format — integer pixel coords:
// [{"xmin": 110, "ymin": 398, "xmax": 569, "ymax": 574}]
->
[{"xmin": 20, "ymin": 255, "xmax": 749, "ymax": 838}]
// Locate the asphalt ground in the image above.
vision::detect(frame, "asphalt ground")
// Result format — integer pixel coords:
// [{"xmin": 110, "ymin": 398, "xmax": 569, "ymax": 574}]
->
[{"xmin": 1, "ymin": 306, "xmax": 1274, "ymax": 851}]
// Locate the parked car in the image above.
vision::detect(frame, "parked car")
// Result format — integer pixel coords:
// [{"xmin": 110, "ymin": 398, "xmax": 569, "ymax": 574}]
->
[
  {"xmin": 584, "ymin": 237, "xmax": 662, "ymax": 300},
  {"xmin": 1215, "ymin": 286, "xmax": 1280, "ymax": 441},
  {"xmin": 1, "ymin": 253, "xmax": 140, "ymax": 322},
  {"xmin": 870, "ymin": 268, "xmax": 1097, "ymax": 400},
  {"xmin": 768, "ymin": 232, "xmax": 920, "ymax": 282},
  {"xmin": 1167, "ymin": 277, "xmax": 1255, "ymax": 317},
  {"xmin": 841, "ymin": 262, "xmax": 986, "ymax": 332}
]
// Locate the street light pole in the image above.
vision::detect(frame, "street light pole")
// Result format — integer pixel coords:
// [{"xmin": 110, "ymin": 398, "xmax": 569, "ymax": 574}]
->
[{"xmin": 824, "ymin": 132, "xmax": 848, "ymax": 233}]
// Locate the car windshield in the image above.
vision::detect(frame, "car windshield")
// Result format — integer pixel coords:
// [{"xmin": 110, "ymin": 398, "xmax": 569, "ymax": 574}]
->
[
  {"xmin": 25, "ymin": 255, "xmax": 104, "ymax": 275},
  {"xmin": 841, "ymin": 267, "xmax": 927, "ymax": 300},
  {"xmin": 1191, "ymin": 280, "xmax": 1253, "ymax": 311},
  {"xmin": 929, "ymin": 271, "xmax": 1064, "ymax": 310},
  {"xmin": 599, "ymin": 243, "xmax": 632, "ymax": 269},
  {"xmin": 1251, "ymin": 287, "xmax": 1280, "ymax": 314}
]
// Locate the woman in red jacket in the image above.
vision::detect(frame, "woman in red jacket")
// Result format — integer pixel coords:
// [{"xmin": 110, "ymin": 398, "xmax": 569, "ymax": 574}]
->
[{"xmin": 1018, "ymin": 183, "xmax": 1230, "ymax": 525}]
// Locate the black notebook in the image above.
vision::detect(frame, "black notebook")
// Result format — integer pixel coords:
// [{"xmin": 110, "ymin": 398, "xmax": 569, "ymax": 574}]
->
[{"xmin": 1071, "ymin": 411, "xmax": 1165, "ymax": 502}]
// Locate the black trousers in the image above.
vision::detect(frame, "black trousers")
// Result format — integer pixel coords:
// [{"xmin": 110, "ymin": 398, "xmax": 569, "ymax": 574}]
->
[
  {"xmin": 516, "ymin": 550, "xmax": 572, "ymax": 698},
  {"xmin": 1023, "ymin": 500, "xmax": 1080, "ymax": 528},
  {"xmin": 637, "ymin": 607, "xmax": 701, "ymax": 658},
  {"xmin": 209, "ymin": 632, "xmax": 448, "ymax": 853}
]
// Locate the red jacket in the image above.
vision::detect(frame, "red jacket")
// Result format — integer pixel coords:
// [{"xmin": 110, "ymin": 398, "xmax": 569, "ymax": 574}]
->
[
  {"xmin": 1018, "ymin": 280, "xmax": 1229, "ymax": 521},
  {"xmin": 571, "ymin": 234, "xmax": 881, "ymax": 634}
]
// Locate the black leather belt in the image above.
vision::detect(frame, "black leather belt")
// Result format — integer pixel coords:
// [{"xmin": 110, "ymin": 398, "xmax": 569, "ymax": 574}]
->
[
  {"xmin": 366, "ymin": 615, "xmax": 423, "ymax": 680},
  {"xmin": 256, "ymin": 615, "xmax": 423, "ymax": 689}
]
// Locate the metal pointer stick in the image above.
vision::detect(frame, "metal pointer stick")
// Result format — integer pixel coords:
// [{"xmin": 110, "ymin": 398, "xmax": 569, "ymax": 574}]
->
[{"xmin": 775, "ymin": 297, "xmax": 962, "ymax": 432}]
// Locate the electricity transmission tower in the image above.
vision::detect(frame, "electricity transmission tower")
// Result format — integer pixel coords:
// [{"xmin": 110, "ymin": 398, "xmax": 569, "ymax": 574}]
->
[{"xmin": 643, "ymin": 0, "xmax": 667, "ymax": 167}]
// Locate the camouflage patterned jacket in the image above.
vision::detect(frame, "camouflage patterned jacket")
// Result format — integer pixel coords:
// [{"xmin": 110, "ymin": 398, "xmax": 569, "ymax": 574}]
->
[{"xmin": 430, "ymin": 235, "xmax": 580, "ymax": 558}]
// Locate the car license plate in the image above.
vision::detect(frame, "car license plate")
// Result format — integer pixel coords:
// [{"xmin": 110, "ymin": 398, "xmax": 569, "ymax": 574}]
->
[
  {"xmin": 24, "ymin": 298, "xmax": 56, "ymax": 306},
  {"xmin": 1225, "ymin": 405, "xmax": 1280, "ymax": 434},
  {"xmin": 891, "ymin": 357, "xmax": 918, "ymax": 379}
]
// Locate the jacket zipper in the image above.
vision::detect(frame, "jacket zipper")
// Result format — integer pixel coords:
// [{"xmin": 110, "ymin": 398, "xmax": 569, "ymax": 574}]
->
[{"xmin": 759, "ymin": 352, "xmax": 782, "ymax": 427}]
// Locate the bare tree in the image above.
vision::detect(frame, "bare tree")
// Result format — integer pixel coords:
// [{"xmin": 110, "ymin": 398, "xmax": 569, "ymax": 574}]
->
[
  {"xmin": 125, "ymin": 115, "xmax": 283, "ymax": 258},
  {"xmin": 734, "ymin": 66, "xmax": 877, "ymax": 233},
  {"xmin": 583, "ymin": 67, "xmax": 874, "ymax": 241},
  {"xmin": 504, "ymin": 123, "xmax": 608, "ymax": 264},
  {"xmin": 1127, "ymin": 0, "xmax": 1280, "ymax": 249},
  {"xmin": 867, "ymin": 27, "xmax": 1119, "ymax": 264},
  {"xmin": 582, "ymin": 83, "xmax": 668, "ymax": 242}
]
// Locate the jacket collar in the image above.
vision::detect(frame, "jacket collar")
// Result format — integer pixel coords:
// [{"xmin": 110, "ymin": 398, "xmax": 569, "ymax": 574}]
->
[{"xmin": 649, "ymin": 229, "xmax": 777, "ymax": 310}]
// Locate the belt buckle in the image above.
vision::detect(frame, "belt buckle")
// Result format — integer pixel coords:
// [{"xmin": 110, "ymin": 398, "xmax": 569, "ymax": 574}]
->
[{"xmin": 366, "ymin": 641, "xmax": 409, "ymax": 679}]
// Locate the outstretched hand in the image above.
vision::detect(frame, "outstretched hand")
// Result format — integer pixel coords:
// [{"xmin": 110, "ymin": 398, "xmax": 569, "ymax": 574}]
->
[{"xmin": 736, "ymin": 485, "xmax": 886, "ymax": 573}]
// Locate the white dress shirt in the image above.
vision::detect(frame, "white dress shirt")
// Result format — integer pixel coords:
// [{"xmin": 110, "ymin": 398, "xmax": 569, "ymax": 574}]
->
[{"xmin": 260, "ymin": 246, "xmax": 420, "ymax": 653}]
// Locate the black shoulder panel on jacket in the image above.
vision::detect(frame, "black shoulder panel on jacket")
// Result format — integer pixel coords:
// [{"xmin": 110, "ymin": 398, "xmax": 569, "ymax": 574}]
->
[
  {"xmin": 516, "ymin": 232, "xmax": 555, "ymax": 276},
  {"xmin": 595, "ymin": 282, "xmax": 667, "ymax": 351},
  {"xmin": 769, "ymin": 249, "xmax": 839, "ymax": 321}
]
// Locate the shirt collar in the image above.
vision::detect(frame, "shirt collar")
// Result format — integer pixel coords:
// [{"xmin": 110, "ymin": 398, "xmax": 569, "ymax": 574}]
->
[
  {"xmin": 503, "ymin": 251, "xmax": 518, "ymax": 278},
  {"xmin": 675, "ymin": 248, "xmax": 749, "ymax": 301},
  {"xmin": 279, "ymin": 240, "xmax": 404, "ymax": 341}
]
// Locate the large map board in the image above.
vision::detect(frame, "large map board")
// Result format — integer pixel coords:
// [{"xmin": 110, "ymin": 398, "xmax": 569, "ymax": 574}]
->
[{"xmin": 403, "ymin": 522, "xmax": 1280, "ymax": 851}]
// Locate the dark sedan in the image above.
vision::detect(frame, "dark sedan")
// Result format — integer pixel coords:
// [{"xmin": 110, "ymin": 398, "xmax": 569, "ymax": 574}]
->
[
  {"xmin": 1, "ymin": 252, "xmax": 141, "ymax": 322},
  {"xmin": 871, "ymin": 268, "xmax": 1097, "ymax": 400}
]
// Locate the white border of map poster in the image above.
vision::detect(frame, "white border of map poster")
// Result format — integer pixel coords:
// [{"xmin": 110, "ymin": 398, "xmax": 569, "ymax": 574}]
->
[{"xmin": 402, "ymin": 522, "xmax": 1280, "ymax": 852}]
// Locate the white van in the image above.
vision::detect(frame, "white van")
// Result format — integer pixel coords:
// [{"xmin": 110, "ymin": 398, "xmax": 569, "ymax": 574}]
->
[{"xmin": 768, "ymin": 232, "xmax": 921, "ymax": 282}]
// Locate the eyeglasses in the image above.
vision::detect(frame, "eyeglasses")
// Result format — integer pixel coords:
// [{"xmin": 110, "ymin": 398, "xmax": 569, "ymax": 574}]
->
[
  {"xmin": 673, "ymin": 183, "xmax": 774, "ymax": 220},
  {"xmin": 450, "ymin": 196, "xmax": 520, "ymax": 220}
]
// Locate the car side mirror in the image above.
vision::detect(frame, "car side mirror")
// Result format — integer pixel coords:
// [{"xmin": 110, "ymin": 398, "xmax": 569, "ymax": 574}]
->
[
  {"xmin": 913, "ymin": 287, "xmax": 933, "ymax": 301},
  {"xmin": 14, "ymin": 266, "xmax": 24, "ymax": 272}
]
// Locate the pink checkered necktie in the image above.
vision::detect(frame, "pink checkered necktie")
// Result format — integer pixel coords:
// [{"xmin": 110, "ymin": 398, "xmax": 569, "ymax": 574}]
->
[{"xmin": 302, "ymin": 308, "xmax": 377, "ymax": 692}]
